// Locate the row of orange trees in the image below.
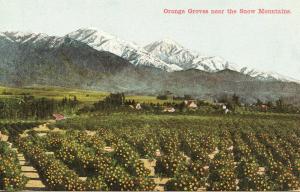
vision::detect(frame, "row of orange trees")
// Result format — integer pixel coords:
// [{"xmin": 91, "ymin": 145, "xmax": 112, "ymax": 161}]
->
[
  {"xmin": 11, "ymin": 113, "xmax": 300, "ymax": 191},
  {"xmin": 90, "ymin": 116, "xmax": 300, "ymax": 191},
  {"xmin": 20, "ymin": 131, "xmax": 156, "ymax": 191},
  {"xmin": 0, "ymin": 141, "xmax": 28, "ymax": 190}
]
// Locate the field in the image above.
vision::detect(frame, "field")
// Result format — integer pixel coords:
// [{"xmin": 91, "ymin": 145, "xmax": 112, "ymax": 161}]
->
[
  {"xmin": 1, "ymin": 113, "xmax": 300, "ymax": 191},
  {"xmin": 0, "ymin": 86, "xmax": 174, "ymax": 104}
]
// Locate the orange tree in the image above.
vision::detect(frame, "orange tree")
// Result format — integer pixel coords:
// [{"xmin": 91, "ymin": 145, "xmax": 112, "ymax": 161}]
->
[{"xmin": 0, "ymin": 141, "xmax": 28, "ymax": 190}]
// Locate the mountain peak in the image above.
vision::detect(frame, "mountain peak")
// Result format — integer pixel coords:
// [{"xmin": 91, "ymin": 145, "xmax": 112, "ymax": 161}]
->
[
  {"xmin": 2, "ymin": 31, "xmax": 48, "ymax": 44},
  {"xmin": 145, "ymin": 38, "xmax": 184, "ymax": 52},
  {"xmin": 0, "ymin": 32, "xmax": 13, "ymax": 42},
  {"xmin": 67, "ymin": 29, "xmax": 182, "ymax": 72},
  {"xmin": 4, "ymin": 31, "xmax": 33, "ymax": 37},
  {"xmin": 159, "ymin": 38, "xmax": 182, "ymax": 47},
  {"xmin": 0, "ymin": 31, "xmax": 68, "ymax": 48},
  {"xmin": 77, "ymin": 27, "xmax": 98, "ymax": 32},
  {"xmin": 3, "ymin": 31, "xmax": 35, "ymax": 42},
  {"xmin": 69, "ymin": 28, "xmax": 116, "ymax": 41}
]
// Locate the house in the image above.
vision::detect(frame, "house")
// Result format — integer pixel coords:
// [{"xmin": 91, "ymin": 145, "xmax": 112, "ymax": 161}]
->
[
  {"xmin": 225, "ymin": 109, "xmax": 230, "ymax": 114},
  {"xmin": 214, "ymin": 102, "xmax": 228, "ymax": 111},
  {"xmin": 214, "ymin": 102, "xmax": 226, "ymax": 108},
  {"xmin": 214, "ymin": 102, "xmax": 231, "ymax": 114},
  {"xmin": 184, "ymin": 100, "xmax": 198, "ymax": 109},
  {"xmin": 136, "ymin": 103, "xmax": 142, "ymax": 110},
  {"xmin": 52, "ymin": 113, "xmax": 65, "ymax": 121},
  {"xmin": 260, "ymin": 104, "xmax": 268, "ymax": 112},
  {"xmin": 163, "ymin": 107, "xmax": 176, "ymax": 113},
  {"xmin": 222, "ymin": 105, "xmax": 227, "ymax": 110}
]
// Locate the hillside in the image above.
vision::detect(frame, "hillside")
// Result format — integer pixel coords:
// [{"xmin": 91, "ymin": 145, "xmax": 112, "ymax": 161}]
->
[
  {"xmin": 0, "ymin": 33, "xmax": 135, "ymax": 88},
  {"xmin": 0, "ymin": 31, "xmax": 300, "ymax": 103}
]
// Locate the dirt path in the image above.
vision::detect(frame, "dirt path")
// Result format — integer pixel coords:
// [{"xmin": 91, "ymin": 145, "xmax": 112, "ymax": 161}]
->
[
  {"xmin": 7, "ymin": 141, "xmax": 47, "ymax": 191},
  {"xmin": 153, "ymin": 177, "xmax": 170, "ymax": 191},
  {"xmin": 140, "ymin": 158, "xmax": 156, "ymax": 176},
  {"xmin": 140, "ymin": 158, "xmax": 171, "ymax": 191},
  {"xmin": 20, "ymin": 121, "xmax": 66, "ymax": 138}
]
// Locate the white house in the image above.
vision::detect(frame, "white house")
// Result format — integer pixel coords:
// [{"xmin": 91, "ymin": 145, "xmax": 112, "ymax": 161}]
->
[
  {"xmin": 136, "ymin": 103, "xmax": 142, "ymax": 110},
  {"xmin": 184, "ymin": 100, "xmax": 198, "ymax": 109},
  {"xmin": 163, "ymin": 107, "xmax": 176, "ymax": 113}
]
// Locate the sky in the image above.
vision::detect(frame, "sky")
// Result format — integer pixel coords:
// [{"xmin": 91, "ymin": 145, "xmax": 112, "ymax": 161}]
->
[{"xmin": 0, "ymin": 0, "xmax": 299, "ymax": 79}]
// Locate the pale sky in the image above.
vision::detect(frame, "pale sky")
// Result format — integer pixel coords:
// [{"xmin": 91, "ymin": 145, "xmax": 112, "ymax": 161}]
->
[{"xmin": 0, "ymin": 0, "xmax": 299, "ymax": 79}]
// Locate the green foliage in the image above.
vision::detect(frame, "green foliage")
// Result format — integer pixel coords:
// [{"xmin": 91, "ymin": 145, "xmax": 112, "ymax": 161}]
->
[
  {"xmin": 52, "ymin": 112, "xmax": 300, "ymax": 191},
  {"xmin": 0, "ymin": 95, "xmax": 79, "ymax": 119},
  {"xmin": 0, "ymin": 141, "xmax": 28, "ymax": 190},
  {"xmin": 157, "ymin": 95, "xmax": 167, "ymax": 100},
  {"xmin": 93, "ymin": 93, "xmax": 125, "ymax": 111}
]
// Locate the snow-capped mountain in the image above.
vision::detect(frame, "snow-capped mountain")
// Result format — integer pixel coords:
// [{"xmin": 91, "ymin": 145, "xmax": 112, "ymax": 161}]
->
[
  {"xmin": 2, "ymin": 31, "xmax": 67, "ymax": 48},
  {"xmin": 144, "ymin": 39, "xmax": 299, "ymax": 83},
  {"xmin": 67, "ymin": 28, "xmax": 182, "ymax": 72},
  {"xmin": 1, "ymin": 29, "xmax": 298, "ymax": 83},
  {"xmin": 1, "ymin": 29, "xmax": 300, "ymax": 101},
  {"xmin": 65, "ymin": 28, "xmax": 298, "ymax": 83},
  {"xmin": 144, "ymin": 38, "xmax": 237, "ymax": 72},
  {"xmin": 0, "ymin": 30, "xmax": 136, "ymax": 88},
  {"xmin": 250, "ymin": 70, "xmax": 300, "ymax": 83},
  {"xmin": 0, "ymin": 32, "xmax": 13, "ymax": 42}
]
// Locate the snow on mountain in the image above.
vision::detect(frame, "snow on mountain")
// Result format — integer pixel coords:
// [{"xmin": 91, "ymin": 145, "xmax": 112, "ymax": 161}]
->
[
  {"xmin": 248, "ymin": 70, "xmax": 300, "ymax": 83},
  {"xmin": 2, "ymin": 31, "xmax": 67, "ymax": 48},
  {"xmin": 144, "ymin": 39, "xmax": 239, "ymax": 72},
  {"xmin": 1, "ymin": 29, "xmax": 298, "ymax": 83},
  {"xmin": 3, "ymin": 31, "xmax": 43, "ymax": 43},
  {"xmin": 144, "ymin": 38, "xmax": 245, "ymax": 73},
  {"xmin": 0, "ymin": 32, "xmax": 14, "ymax": 42},
  {"xmin": 67, "ymin": 28, "xmax": 182, "ymax": 72},
  {"xmin": 144, "ymin": 39, "xmax": 299, "ymax": 83}
]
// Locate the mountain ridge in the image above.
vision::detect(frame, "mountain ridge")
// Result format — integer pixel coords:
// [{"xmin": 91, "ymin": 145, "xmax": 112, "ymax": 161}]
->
[
  {"xmin": 0, "ymin": 29, "xmax": 299, "ymax": 103},
  {"xmin": 67, "ymin": 28, "xmax": 182, "ymax": 72},
  {"xmin": 67, "ymin": 28, "xmax": 298, "ymax": 83},
  {"xmin": 144, "ymin": 38, "xmax": 300, "ymax": 83},
  {"xmin": 1, "ymin": 28, "xmax": 298, "ymax": 83}
]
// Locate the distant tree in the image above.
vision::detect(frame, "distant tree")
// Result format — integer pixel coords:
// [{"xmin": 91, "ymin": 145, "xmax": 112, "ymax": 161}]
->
[
  {"xmin": 256, "ymin": 99, "xmax": 263, "ymax": 106},
  {"xmin": 121, "ymin": 93, "xmax": 125, "ymax": 104},
  {"xmin": 232, "ymin": 94, "xmax": 240, "ymax": 106},
  {"xmin": 184, "ymin": 95, "xmax": 192, "ymax": 100},
  {"xmin": 93, "ymin": 93, "xmax": 126, "ymax": 111},
  {"xmin": 157, "ymin": 95, "xmax": 167, "ymax": 100},
  {"xmin": 275, "ymin": 98, "xmax": 284, "ymax": 112},
  {"xmin": 132, "ymin": 99, "xmax": 136, "ymax": 106},
  {"xmin": 178, "ymin": 102, "xmax": 186, "ymax": 112},
  {"xmin": 266, "ymin": 101, "xmax": 273, "ymax": 108}
]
